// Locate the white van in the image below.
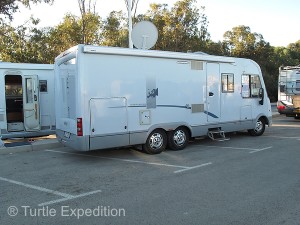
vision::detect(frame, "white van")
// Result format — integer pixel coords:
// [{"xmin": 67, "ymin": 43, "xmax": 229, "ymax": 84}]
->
[
  {"xmin": 0, "ymin": 62, "xmax": 55, "ymax": 139},
  {"xmin": 55, "ymin": 45, "xmax": 272, "ymax": 154}
]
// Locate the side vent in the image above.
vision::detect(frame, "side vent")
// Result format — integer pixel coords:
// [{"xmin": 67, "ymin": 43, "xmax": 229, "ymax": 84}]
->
[
  {"xmin": 191, "ymin": 61, "xmax": 203, "ymax": 70},
  {"xmin": 191, "ymin": 104, "xmax": 204, "ymax": 113}
]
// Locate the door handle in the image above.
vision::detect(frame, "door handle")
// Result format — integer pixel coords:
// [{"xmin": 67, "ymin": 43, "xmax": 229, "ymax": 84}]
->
[{"xmin": 209, "ymin": 92, "xmax": 214, "ymax": 96}]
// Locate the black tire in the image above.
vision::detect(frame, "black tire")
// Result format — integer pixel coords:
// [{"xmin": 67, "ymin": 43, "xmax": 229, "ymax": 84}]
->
[
  {"xmin": 248, "ymin": 118, "xmax": 265, "ymax": 136},
  {"xmin": 167, "ymin": 127, "xmax": 189, "ymax": 150},
  {"xmin": 142, "ymin": 129, "xmax": 167, "ymax": 154}
]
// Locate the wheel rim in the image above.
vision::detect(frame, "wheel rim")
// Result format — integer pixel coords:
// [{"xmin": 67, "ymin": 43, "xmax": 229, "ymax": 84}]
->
[
  {"xmin": 173, "ymin": 130, "xmax": 186, "ymax": 146},
  {"xmin": 149, "ymin": 133, "xmax": 164, "ymax": 149},
  {"xmin": 254, "ymin": 120, "xmax": 263, "ymax": 133}
]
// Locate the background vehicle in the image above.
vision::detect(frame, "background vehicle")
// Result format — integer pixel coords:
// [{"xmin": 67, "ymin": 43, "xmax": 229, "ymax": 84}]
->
[{"xmin": 277, "ymin": 65, "xmax": 300, "ymax": 118}]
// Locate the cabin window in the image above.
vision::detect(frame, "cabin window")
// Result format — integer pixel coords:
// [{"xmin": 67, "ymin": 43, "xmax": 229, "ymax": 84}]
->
[
  {"xmin": 296, "ymin": 80, "xmax": 300, "ymax": 91},
  {"xmin": 241, "ymin": 74, "xmax": 262, "ymax": 98},
  {"xmin": 39, "ymin": 80, "xmax": 48, "ymax": 92},
  {"xmin": 222, "ymin": 73, "xmax": 234, "ymax": 93}
]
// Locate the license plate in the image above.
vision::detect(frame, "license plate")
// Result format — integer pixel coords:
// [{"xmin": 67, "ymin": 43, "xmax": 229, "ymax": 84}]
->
[{"xmin": 64, "ymin": 131, "xmax": 71, "ymax": 139}]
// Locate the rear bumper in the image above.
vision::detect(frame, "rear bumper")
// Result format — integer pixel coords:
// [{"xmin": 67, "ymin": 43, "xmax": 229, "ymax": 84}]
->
[
  {"xmin": 278, "ymin": 108, "xmax": 295, "ymax": 116},
  {"xmin": 56, "ymin": 130, "xmax": 89, "ymax": 151}
]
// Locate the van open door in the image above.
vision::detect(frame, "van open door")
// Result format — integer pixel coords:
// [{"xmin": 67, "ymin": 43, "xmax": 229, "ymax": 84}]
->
[{"xmin": 23, "ymin": 75, "xmax": 40, "ymax": 131}]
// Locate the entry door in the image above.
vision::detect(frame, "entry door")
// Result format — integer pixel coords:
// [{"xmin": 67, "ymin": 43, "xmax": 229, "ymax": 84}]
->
[
  {"xmin": 23, "ymin": 75, "xmax": 40, "ymax": 131},
  {"xmin": 206, "ymin": 63, "xmax": 221, "ymax": 122}
]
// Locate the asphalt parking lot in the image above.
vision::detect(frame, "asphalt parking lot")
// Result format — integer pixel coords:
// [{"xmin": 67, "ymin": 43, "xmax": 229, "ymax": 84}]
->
[{"xmin": 0, "ymin": 115, "xmax": 300, "ymax": 225}]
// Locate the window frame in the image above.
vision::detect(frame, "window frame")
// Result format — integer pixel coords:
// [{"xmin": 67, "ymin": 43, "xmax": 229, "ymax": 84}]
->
[
  {"xmin": 221, "ymin": 73, "xmax": 234, "ymax": 93},
  {"xmin": 241, "ymin": 74, "xmax": 262, "ymax": 98},
  {"xmin": 39, "ymin": 80, "xmax": 48, "ymax": 93}
]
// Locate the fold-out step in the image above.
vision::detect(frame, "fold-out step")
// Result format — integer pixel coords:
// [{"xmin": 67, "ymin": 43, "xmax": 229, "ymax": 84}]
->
[{"xmin": 207, "ymin": 128, "xmax": 230, "ymax": 141}]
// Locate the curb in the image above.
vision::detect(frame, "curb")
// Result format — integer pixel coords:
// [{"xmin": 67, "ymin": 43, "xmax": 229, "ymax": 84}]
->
[{"xmin": 0, "ymin": 140, "xmax": 63, "ymax": 155}]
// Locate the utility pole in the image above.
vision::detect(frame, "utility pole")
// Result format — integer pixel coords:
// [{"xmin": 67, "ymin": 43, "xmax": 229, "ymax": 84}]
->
[{"xmin": 125, "ymin": 0, "xmax": 134, "ymax": 48}]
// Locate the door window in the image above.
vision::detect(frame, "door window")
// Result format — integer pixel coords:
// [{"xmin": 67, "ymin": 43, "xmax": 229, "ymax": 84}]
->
[{"xmin": 26, "ymin": 78, "xmax": 33, "ymax": 103}]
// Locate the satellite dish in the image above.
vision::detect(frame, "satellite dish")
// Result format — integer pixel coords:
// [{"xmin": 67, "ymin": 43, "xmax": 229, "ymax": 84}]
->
[{"xmin": 131, "ymin": 21, "xmax": 158, "ymax": 50}]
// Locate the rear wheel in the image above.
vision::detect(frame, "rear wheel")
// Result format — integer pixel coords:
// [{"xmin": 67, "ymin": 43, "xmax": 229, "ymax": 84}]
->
[
  {"xmin": 143, "ymin": 129, "xmax": 167, "ymax": 154},
  {"xmin": 167, "ymin": 127, "xmax": 189, "ymax": 150},
  {"xmin": 248, "ymin": 118, "xmax": 265, "ymax": 136}
]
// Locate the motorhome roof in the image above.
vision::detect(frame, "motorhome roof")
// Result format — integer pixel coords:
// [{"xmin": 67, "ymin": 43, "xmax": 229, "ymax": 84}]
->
[
  {"xmin": 281, "ymin": 65, "xmax": 300, "ymax": 71},
  {"xmin": 56, "ymin": 45, "xmax": 235, "ymax": 64},
  {"xmin": 82, "ymin": 45, "xmax": 235, "ymax": 63}
]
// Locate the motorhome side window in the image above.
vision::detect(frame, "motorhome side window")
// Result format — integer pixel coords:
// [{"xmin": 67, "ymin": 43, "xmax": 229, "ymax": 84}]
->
[
  {"xmin": 296, "ymin": 80, "xmax": 300, "ymax": 91},
  {"xmin": 241, "ymin": 75, "xmax": 262, "ymax": 98},
  {"xmin": 39, "ymin": 80, "xmax": 47, "ymax": 92},
  {"xmin": 221, "ymin": 73, "xmax": 234, "ymax": 93}
]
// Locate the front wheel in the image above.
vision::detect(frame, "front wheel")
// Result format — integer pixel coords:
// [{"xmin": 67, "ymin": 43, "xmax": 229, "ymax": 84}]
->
[
  {"xmin": 143, "ymin": 129, "xmax": 167, "ymax": 154},
  {"xmin": 248, "ymin": 118, "xmax": 265, "ymax": 136},
  {"xmin": 167, "ymin": 127, "xmax": 189, "ymax": 150}
]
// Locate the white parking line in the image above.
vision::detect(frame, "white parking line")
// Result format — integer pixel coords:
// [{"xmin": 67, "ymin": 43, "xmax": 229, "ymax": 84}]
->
[
  {"xmin": 0, "ymin": 176, "xmax": 72, "ymax": 198},
  {"xmin": 45, "ymin": 150, "xmax": 212, "ymax": 173},
  {"xmin": 174, "ymin": 162, "xmax": 212, "ymax": 174},
  {"xmin": 38, "ymin": 190, "xmax": 102, "ymax": 207},
  {"xmin": 248, "ymin": 146, "xmax": 273, "ymax": 154},
  {"xmin": 0, "ymin": 176, "xmax": 101, "ymax": 207}
]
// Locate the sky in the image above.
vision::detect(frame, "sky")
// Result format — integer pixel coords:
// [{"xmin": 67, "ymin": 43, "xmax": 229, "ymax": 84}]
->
[{"xmin": 12, "ymin": 0, "xmax": 300, "ymax": 47}]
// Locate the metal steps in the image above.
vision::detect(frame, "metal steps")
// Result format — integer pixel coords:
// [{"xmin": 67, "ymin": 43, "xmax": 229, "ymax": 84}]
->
[{"xmin": 207, "ymin": 128, "xmax": 230, "ymax": 141}]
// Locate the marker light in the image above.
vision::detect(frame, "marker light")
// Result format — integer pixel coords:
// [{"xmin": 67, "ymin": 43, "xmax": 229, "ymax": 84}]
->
[{"xmin": 77, "ymin": 118, "xmax": 83, "ymax": 136}]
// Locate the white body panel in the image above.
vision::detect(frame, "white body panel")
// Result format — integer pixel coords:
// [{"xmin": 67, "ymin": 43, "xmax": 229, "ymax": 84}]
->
[
  {"xmin": 55, "ymin": 45, "xmax": 272, "ymax": 151},
  {"xmin": 0, "ymin": 62, "xmax": 55, "ymax": 138}
]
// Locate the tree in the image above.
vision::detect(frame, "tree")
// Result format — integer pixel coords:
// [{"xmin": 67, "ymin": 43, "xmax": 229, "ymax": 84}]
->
[
  {"xmin": 77, "ymin": 0, "xmax": 99, "ymax": 44},
  {"xmin": 101, "ymin": 11, "xmax": 128, "ymax": 47},
  {"xmin": 142, "ymin": 0, "xmax": 209, "ymax": 52},
  {"xmin": 0, "ymin": 17, "xmax": 50, "ymax": 63},
  {"xmin": 223, "ymin": 25, "xmax": 278, "ymax": 101},
  {"xmin": 287, "ymin": 40, "xmax": 300, "ymax": 65},
  {"xmin": 45, "ymin": 13, "xmax": 101, "ymax": 63}
]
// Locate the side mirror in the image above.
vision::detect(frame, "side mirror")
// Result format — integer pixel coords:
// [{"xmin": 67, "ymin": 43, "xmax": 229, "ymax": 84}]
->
[{"xmin": 259, "ymin": 88, "xmax": 264, "ymax": 105}]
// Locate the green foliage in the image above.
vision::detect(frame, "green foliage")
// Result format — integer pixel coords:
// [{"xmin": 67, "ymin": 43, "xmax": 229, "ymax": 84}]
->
[
  {"xmin": 0, "ymin": 17, "xmax": 50, "ymax": 63},
  {"xmin": 101, "ymin": 11, "xmax": 128, "ymax": 47},
  {"xmin": 142, "ymin": 0, "xmax": 209, "ymax": 52}
]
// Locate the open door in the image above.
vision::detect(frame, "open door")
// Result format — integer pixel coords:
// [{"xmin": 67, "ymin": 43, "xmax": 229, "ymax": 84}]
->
[{"xmin": 23, "ymin": 75, "xmax": 40, "ymax": 131}]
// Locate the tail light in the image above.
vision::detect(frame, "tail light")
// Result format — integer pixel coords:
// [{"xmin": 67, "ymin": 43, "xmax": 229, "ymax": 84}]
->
[
  {"xmin": 277, "ymin": 105, "xmax": 285, "ymax": 110},
  {"xmin": 77, "ymin": 118, "xmax": 83, "ymax": 136}
]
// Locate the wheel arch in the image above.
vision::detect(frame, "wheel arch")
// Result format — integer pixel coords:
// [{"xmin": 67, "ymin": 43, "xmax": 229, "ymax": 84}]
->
[{"xmin": 256, "ymin": 114, "xmax": 271, "ymax": 126}]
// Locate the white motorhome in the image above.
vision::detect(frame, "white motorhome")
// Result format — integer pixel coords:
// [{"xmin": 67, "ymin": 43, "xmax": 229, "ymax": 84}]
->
[
  {"xmin": 55, "ymin": 45, "xmax": 272, "ymax": 154},
  {"xmin": 0, "ymin": 62, "xmax": 55, "ymax": 139},
  {"xmin": 277, "ymin": 65, "xmax": 300, "ymax": 118}
]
